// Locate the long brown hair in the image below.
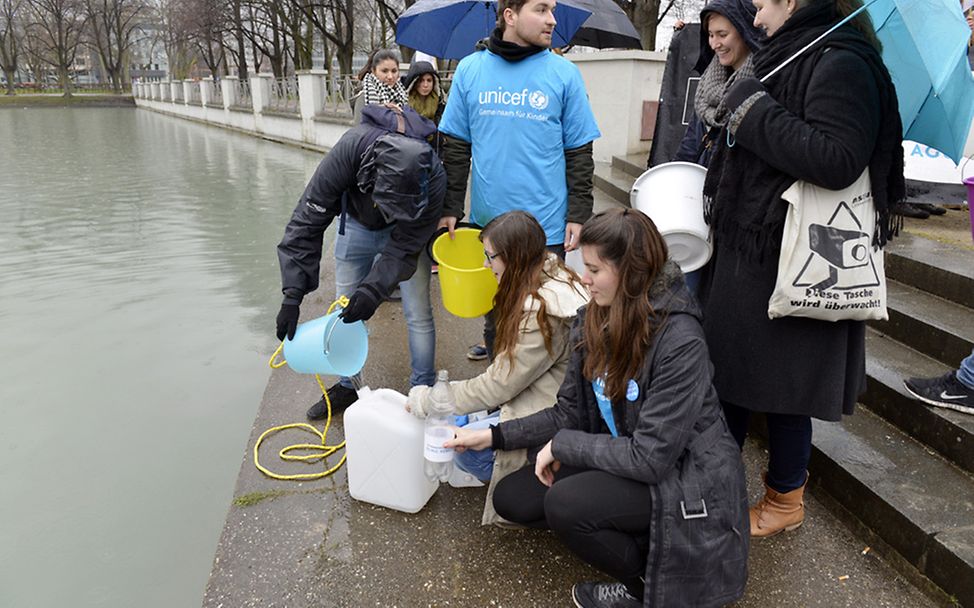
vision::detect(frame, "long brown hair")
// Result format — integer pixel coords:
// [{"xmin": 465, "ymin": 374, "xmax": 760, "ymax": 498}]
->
[
  {"xmin": 481, "ymin": 211, "xmax": 582, "ymax": 371},
  {"xmin": 579, "ymin": 209, "xmax": 669, "ymax": 402}
]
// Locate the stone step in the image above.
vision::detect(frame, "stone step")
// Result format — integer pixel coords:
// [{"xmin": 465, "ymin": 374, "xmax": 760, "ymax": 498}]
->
[
  {"xmin": 810, "ymin": 406, "xmax": 974, "ymax": 607},
  {"xmin": 869, "ymin": 279, "xmax": 974, "ymax": 368},
  {"xmin": 611, "ymin": 153, "xmax": 648, "ymax": 179},
  {"xmin": 884, "ymin": 233, "xmax": 974, "ymax": 310},
  {"xmin": 593, "ymin": 161, "xmax": 635, "ymax": 207},
  {"xmin": 863, "ymin": 328, "xmax": 974, "ymax": 475}
]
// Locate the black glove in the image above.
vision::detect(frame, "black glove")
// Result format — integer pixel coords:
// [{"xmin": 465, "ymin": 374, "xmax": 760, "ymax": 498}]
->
[
  {"xmin": 339, "ymin": 285, "xmax": 381, "ymax": 323},
  {"xmin": 724, "ymin": 77, "xmax": 766, "ymax": 114},
  {"xmin": 276, "ymin": 303, "xmax": 300, "ymax": 341}
]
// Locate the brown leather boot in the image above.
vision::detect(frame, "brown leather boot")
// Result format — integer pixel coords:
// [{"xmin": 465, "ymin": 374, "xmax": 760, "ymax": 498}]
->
[{"xmin": 749, "ymin": 473, "xmax": 807, "ymax": 538}]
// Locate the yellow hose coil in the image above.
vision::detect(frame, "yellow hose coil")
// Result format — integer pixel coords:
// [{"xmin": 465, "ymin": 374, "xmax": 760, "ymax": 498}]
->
[{"xmin": 257, "ymin": 297, "xmax": 350, "ymax": 481}]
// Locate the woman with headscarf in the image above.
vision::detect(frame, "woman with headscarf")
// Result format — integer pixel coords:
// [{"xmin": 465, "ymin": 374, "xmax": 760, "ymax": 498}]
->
[
  {"xmin": 673, "ymin": 0, "xmax": 765, "ymax": 167},
  {"xmin": 699, "ymin": 0, "xmax": 904, "ymax": 538}
]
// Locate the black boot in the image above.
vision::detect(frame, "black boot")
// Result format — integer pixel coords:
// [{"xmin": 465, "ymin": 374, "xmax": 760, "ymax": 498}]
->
[
  {"xmin": 307, "ymin": 383, "xmax": 358, "ymax": 419},
  {"xmin": 894, "ymin": 202, "xmax": 930, "ymax": 219},
  {"xmin": 914, "ymin": 202, "xmax": 947, "ymax": 216}
]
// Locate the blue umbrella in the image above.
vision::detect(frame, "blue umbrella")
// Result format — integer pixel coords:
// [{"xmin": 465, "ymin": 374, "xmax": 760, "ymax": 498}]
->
[
  {"xmin": 762, "ymin": 0, "xmax": 974, "ymax": 164},
  {"xmin": 868, "ymin": 0, "xmax": 974, "ymax": 164},
  {"xmin": 396, "ymin": 0, "xmax": 592, "ymax": 59}
]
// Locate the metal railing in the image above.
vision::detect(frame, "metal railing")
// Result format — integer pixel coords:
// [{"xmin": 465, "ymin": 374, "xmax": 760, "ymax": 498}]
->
[
  {"xmin": 231, "ymin": 78, "xmax": 251, "ymax": 109},
  {"xmin": 186, "ymin": 83, "xmax": 201, "ymax": 105},
  {"xmin": 267, "ymin": 76, "xmax": 300, "ymax": 113},
  {"xmin": 319, "ymin": 75, "xmax": 356, "ymax": 116}
]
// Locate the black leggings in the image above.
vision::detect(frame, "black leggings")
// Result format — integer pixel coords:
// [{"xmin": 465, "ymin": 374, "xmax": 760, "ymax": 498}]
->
[{"xmin": 493, "ymin": 464, "xmax": 652, "ymax": 598}]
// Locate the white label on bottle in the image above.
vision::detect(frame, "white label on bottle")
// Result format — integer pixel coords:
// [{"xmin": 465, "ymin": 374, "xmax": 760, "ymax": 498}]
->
[{"xmin": 424, "ymin": 426, "xmax": 455, "ymax": 463}]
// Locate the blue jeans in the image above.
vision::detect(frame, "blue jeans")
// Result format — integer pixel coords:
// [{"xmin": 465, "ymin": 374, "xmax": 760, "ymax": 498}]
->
[
  {"xmin": 958, "ymin": 348, "xmax": 974, "ymax": 389},
  {"xmin": 722, "ymin": 401, "xmax": 811, "ymax": 494},
  {"xmin": 334, "ymin": 215, "xmax": 435, "ymax": 388},
  {"xmin": 454, "ymin": 412, "xmax": 500, "ymax": 482}
]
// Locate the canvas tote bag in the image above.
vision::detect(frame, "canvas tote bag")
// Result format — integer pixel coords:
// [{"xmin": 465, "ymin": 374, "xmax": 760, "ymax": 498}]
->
[{"xmin": 767, "ymin": 169, "xmax": 888, "ymax": 321}]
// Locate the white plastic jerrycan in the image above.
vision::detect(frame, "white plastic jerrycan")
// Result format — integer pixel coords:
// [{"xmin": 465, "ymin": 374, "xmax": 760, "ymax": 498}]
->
[{"xmin": 343, "ymin": 387, "xmax": 439, "ymax": 513}]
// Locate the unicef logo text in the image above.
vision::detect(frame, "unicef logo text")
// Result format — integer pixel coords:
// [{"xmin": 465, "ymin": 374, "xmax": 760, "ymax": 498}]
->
[{"xmin": 478, "ymin": 86, "xmax": 549, "ymax": 111}]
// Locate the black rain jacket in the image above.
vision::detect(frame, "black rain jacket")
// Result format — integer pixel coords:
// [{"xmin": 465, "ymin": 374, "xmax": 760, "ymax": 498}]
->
[{"xmin": 277, "ymin": 105, "xmax": 446, "ymax": 304}]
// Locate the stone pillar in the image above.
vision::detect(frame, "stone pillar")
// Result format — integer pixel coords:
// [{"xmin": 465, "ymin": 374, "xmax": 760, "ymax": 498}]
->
[
  {"xmin": 170, "ymin": 80, "xmax": 181, "ymax": 102},
  {"xmin": 149, "ymin": 81, "xmax": 159, "ymax": 100},
  {"xmin": 297, "ymin": 69, "xmax": 326, "ymax": 120},
  {"xmin": 222, "ymin": 75, "xmax": 239, "ymax": 108},
  {"xmin": 250, "ymin": 73, "xmax": 273, "ymax": 113},
  {"xmin": 159, "ymin": 83, "xmax": 169, "ymax": 102},
  {"xmin": 200, "ymin": 77, "xmax": 215, "ymax": 107},
  {"xmin": 182, "ymin": 79, "xmax": 193, "ymax": 104}
]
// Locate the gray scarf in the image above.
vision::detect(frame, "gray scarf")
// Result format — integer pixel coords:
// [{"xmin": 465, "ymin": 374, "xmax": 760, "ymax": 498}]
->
[{"xmin": 693, "ymin": 54, "xmax": 755, "ymax": 130}]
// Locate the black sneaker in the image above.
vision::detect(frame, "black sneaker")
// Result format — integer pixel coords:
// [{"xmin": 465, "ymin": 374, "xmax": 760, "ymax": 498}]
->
[
  {"xmin": 307, "ymin": 383, "xmax": 359, "ymax": 420},
  {"xmin": 904, "ymin": 371, "xmax": 974, "ymax": 415},
  {"xmin": 466, "ymin": 344, "xmax": 488, "ymax": 361},
  {"xmin": 571, "ymin": 582, "xmax": 641, "ymax": 608}
]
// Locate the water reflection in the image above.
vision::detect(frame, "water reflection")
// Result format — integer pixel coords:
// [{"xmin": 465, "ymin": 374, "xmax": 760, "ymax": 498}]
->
[{"xmin": 0, "ymin": 107, "xmax": 332, "ymax": 608}]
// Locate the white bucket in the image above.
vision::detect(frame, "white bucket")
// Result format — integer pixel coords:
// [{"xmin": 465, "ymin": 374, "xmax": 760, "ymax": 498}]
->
[
  {"xmin": 629, "ymin": 162, "xmax": 712, "ymax": 272},
  {"xmin": 343, "ymin": 387, "xmax": 438, "ymax": 513}
]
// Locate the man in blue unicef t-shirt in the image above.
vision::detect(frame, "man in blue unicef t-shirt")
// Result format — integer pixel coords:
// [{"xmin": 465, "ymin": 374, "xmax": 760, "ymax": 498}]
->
[{"xmin": 437, "ymin": 0, "xmax": 601, "ymax": 253}]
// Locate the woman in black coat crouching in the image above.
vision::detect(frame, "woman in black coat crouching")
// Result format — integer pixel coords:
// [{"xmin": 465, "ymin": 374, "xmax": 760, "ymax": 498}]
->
[{"xmin": 447, "ymin": 209, "xmax": 749, "ymax": 608}]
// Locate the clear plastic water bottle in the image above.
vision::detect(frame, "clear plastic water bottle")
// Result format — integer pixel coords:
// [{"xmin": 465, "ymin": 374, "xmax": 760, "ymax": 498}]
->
[{"xmin": 424, "ymin": 370, "xmax": 455, "ymax": 483}]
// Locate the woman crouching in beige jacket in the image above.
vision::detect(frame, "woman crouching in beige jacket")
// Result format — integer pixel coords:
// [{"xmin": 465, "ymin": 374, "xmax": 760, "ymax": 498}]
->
[{"xmin": 407, "ymin": 210, "xmax": 589, "ymax": 525}]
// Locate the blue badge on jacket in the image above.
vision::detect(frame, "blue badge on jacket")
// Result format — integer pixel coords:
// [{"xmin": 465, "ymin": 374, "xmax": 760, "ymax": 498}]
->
[{"xmin": 626, "ymin": 379, "xmax": 639, "ymax": 401}]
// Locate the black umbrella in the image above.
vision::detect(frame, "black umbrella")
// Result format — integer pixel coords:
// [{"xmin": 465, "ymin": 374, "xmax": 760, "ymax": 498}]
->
[{"xmin": 563, "ymin": 0, "xmax": 642, "ymax": 49}]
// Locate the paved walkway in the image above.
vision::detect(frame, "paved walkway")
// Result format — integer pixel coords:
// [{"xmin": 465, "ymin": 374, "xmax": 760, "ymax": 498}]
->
[{"xmin": 202, "ymin": 190, "xmax": 960, "ymax": 607}]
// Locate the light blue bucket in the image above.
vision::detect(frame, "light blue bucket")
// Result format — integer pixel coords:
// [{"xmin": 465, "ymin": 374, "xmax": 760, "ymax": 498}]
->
[{"xmin": 282, "ymin": 310, "xmax": 368, "ymax": 376}]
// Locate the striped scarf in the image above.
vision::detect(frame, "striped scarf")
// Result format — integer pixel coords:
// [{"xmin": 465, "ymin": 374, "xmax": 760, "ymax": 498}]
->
[{"xmin": 361, "ymin": 72, "xmax": 408, "ymax": 106}]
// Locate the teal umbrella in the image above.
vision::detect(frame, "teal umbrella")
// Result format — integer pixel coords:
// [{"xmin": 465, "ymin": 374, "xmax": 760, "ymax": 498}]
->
[{"xmin": 762, "ymin": 0, "xmax": 974, "ymax": 164}]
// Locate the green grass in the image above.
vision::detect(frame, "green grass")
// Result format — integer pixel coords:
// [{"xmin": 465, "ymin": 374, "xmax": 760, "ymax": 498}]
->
[{"xmin": 0, "ymin": 94, "xmax": 135, "ymax": 107}]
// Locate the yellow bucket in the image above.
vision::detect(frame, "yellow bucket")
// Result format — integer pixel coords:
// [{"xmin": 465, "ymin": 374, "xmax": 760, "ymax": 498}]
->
[{"xmin": 432, "ymin": 228, "xmax": 498, "ymax": 318}]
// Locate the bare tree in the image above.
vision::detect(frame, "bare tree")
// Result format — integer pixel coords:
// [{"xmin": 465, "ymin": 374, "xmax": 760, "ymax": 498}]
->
[
  {"xmin": 85, "ymin": 0, "xmax": 147, "ymax": 91},
  {"xmin": 620, "ymin": 0, "xmax": 696, "ymax": 51},
  {"xmin": 304, "ymin": 0, "xmax": 353, "ymax": 75},
  {"xmin": 155, "ymin": 0, "xmax": 192, "ymax": 79},
  {"xmin": 226, "ymin": 0, "xmax": 246, "ymax": 77},
  {"xmin": 25, "ymin": 0, "xmax": 88, "ymax": 95},
  {"xmin": 0, "ymin": 0, "xmax": 23, "ymax": 94}
]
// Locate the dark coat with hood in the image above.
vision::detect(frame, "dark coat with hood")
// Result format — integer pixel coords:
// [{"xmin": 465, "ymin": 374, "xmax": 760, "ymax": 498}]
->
[
  {"xmin": 496, "ymin": 261, "xmax": 750, "ymax": 607},
  {"xmin": 404, "ymin": 61, "xmax": 446, "ymax": 124},
  {"xmin": 404, "ymin": 61, "xmax": 447, "ymax": 155},
  {"xmin": 698, "ymin": 1, "xmax": 904, "ymax": 420},
  {"xmin": 277, "ymin": 104, "xmax": 446, "ymax": 305},
  {"xmin": 673, "ymin": 0, "xmax": 765, "ymax": 166}
]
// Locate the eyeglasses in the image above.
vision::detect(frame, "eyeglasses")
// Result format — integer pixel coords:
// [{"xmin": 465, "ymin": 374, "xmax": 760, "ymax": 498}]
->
[{"xmin": 484, "ymin": 249, "xmax": 501, "ymax": 262}]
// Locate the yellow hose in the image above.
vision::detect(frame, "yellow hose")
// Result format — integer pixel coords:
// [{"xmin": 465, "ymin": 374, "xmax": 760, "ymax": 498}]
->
[{"xmin": 256, "ymin": 297, "xmax": 350, "ymax": 481}]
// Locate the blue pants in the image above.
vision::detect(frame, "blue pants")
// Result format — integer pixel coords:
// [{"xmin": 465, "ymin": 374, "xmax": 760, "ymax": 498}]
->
[
  {"xmin": 454, "ymin": 412, "xmax": 500, "ymax": 482},
  {"xmin": 334, "ymin": 215, "xmax": 435, "ymax": 388},
  {"xmin": 958, "ymin": 348, "xmax": 974, "ymax": 389}
]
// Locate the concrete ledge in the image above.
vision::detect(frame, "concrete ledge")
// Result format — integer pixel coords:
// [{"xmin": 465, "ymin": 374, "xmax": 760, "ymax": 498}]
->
[
  {"xmin": 811, "ymin": 409, "xmax": 974, "ymax": 606},
  {"xmin": 871, "ymin": 280, "xmax": 974, "ymax": 368},
  {"xmin": 863, "ymin": 329, "xmax": 974, "ymax": 475}
]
